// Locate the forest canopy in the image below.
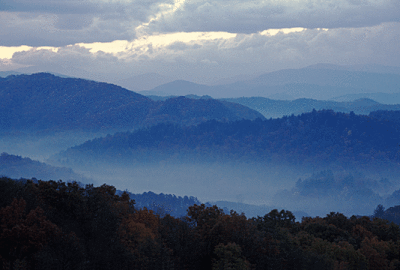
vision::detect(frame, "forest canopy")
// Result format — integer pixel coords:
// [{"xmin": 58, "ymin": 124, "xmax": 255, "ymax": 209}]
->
[{"xmin": 2, "ymin": 177, "xmax": 400, "ymax": 270}]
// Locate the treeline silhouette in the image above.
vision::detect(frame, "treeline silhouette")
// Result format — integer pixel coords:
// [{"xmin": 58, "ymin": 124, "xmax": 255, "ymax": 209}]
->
[
  {"xmin": 120, "ymin": 190, "xmax": 201, "ymax": 217},
  {"xmin": 2, "ymin": 177, "xmax": 400, "ymax": 270}
]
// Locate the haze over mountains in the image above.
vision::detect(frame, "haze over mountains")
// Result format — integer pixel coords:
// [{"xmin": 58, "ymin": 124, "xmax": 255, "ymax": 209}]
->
[
  {"xmin": 149, "ymin": 95, "xmax": 400, "ymax": 119},
  {"xmin": 222, "ymin": 97, "xmax": 400, "ymax": 119},
  {"xmin": 0, "ymin": 152, "xmax": 90, "ymax": 183},
  {"xmin": 4, "ymin": 63, "xmax": 400, "ymax": 102},
  {"xmin": 48, "ymin": 109, "xmax": 400, "ymax": 215},
  {"xmin": 2, "ymin": 65, "xmax": 400, "ymax": 217},
  {"xmin": 140, "ymin": 64, "xmax": 400, "ymax": 100},
  {"xmin": 0, "ymin": 72, "xmax": 263, "ymax": 162}
]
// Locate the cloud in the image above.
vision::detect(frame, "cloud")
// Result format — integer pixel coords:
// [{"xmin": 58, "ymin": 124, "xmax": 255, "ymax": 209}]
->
[
  {"xmin": 12, "ymin": 45, "xmax": 120, "ymax": 69},
  {"xmin": 55, "ymin": 14, "xmax": 94, "ymax": 30},
  {"xmin": 0, "ymin": 58, "xmax": 20, "ymax": 70},
  {"xmin": 144, "ymin": 0, "xmax": 400, "ymax": 34},
  {"xmin": 166, "ymin": 41, "xmax": 202, "ymax": 51},
  {"xmin": 0, "ymin": 0, "xmax": 95, "ymax": 14},
  {"xmin": 0, "ymin": 11, "xmax": 136, "ymax": 46},
  {"xmin": 0, "ymin": 0, "xmax": 170, "ymax": 46},
  {"xmin": 200, "ymin": 59, "xmax": 218, "ymax": 65},
  {"xmin": 1, "ymin": 0, "xmax": 399, "ymax": 47},
  {"xmin": 0, "ymin": 0, "xmax": 166, "ymax": 18},
  {"xmin": 7, "ymin": 23, "xmax": 400, "ymax": 84}
]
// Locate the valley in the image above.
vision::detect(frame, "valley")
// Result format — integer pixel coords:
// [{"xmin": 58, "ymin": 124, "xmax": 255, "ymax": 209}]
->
[{"xmin": 2, "ymin": 67, "xmax": 400, "ymax": 218}]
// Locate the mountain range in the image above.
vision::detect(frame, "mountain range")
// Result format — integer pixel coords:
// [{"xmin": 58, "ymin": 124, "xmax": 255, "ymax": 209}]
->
[
  {"xmin": 6, "ymin": 63, "xmax": 400, "ymax": 101},
  {"xmin": 140, "ymin": 65, "xmax": 400, "ymax": 100},
  {"xmin": 3, "ymin": 65, "xmax": 400, "ymax": 217},
  {"xmin": 147, "ymin": 95, "xmax": 400, "ymax": 119},
  {"xmin": 0, "ymin": 73, "xmax": 264, "ymax": 133},
  {"xmin": 330, "ymin": 92, "xmax": 400, "ymax": 104},
  {"xmin": 222, "ymin": 97, "xmax": 400, "ymax": 118}
]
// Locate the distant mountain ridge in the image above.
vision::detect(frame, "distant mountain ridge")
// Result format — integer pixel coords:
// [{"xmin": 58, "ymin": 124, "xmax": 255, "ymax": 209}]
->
[
  {"xmin": 305, "ymin": 63, "xmax": 400, "ymax": 75},
  {"xmin": 330, "ymin": 92, "xmax": 400, "ymax": 104},
  {"xmin": 221, "ymin": 97, "xmax": 400, "ymax": 118},
  {"xmin": 142, "ymin": 66, "xmax": 400, "ymax": 99},
  {"xmin": 0, "ymin": 73, "xmax": 264, "ymax": 133},
  {"xmin": 7, "ymin": 64, "xmax": 400, "ymax": 101},
  {"xmin": 146, "ymin": 95, "xmax": 400, "ymax": 119}
]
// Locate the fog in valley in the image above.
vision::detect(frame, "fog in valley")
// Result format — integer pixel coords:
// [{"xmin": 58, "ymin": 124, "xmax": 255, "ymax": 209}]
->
[
  {"xmin": 51, "ymin": 160, "xmax": 305, "ymax": 205},
  {"xmin": 2, "ymin": 69, "xmax": 400, "ymax": 219},
  {"xmin": 0, "ymin": 132, "xmax": 108, "ymax": 162},
  {"xmin": 2, "ymin": 119, "xmax": 400, "ymax": 218},
  {"xmin": 78, "ymin": 164, "xmax": 400, "ymax": 217},
  {"xmin": 51, "ymin": 158, "xmax": 400, "ymax": 217}
]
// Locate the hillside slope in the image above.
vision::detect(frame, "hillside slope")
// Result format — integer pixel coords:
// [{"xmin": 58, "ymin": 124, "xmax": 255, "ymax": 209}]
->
[
  {"xmin": 54, "ymin": 110, "xmax": 400, "ymax": 170},
  {"xmin": 0, "ymin": 73, "xmax": 264, "ymax": 133},
  {"xmin": 0, "ymin": 152, "xmax": 89, "ymax": 182}
]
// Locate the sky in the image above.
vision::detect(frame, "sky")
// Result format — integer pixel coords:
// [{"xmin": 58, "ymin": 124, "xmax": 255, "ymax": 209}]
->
[{"xmin": 0, "ymin": 0, "xmax": 400, "ymax": 85}]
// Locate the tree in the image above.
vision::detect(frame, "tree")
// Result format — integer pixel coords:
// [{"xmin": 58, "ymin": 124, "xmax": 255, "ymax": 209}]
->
[
  {"xmin": 212, "ymin": 243, "xmax": 250, "ymax": 270},
  {"xmin": 34, "ymin": 232, "xmax": 86, "ymax": 270},
  {"xmin": 0, "ymin": 198, "xmax": 59, "ymax": 269},
  {"xmin": 374, "ymin": 204, "xmax": 385, "ymax": 219},
  {"xmin": 119, "ymin": 208, "xmax": 174, "ymax": 269}
]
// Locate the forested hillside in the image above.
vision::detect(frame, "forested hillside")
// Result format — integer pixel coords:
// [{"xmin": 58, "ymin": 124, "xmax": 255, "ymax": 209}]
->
[
  {"xmin": 0, "ymin": 73, "xmax": 263, "ymax": 133},
  {"xmin": 369, "ymin": 110, "xmax": 400, "ymax": 125},
  {"xmin": 55, "ymin": 109, "xmax": 400, "ymax": 170},
  {"xmin": 2, "ymin": 177, "xmax": 400, "ymax": 270}
]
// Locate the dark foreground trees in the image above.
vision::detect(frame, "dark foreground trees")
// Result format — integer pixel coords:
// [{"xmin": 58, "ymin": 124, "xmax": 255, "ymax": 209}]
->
[{"xmin": 2, "ymin": 177, "xmax": 400, "ymax": 270}]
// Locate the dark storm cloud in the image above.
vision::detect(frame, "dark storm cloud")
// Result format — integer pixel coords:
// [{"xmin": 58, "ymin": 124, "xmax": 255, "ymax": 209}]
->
[
  {"xmin": 0, "ymin": 0, "xmax": 95, "ymax": 14},
  {"xmin": 0, "ymin": 11, "xmax": 134, "ymax": 46},
  {"xmin": 0, "ymin": 0, "xmax": 165, "ymax": 17},
  {"xmin": 146, "ymin": 0, "xmax": 400, "ymax": 33},
  {"xmin": 1, "ymin": 0, "xmax": 399, "ymax": 47},
  {"xmin": 0, "ymin": 0, "xmax": 169, "ymax": 46}
]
